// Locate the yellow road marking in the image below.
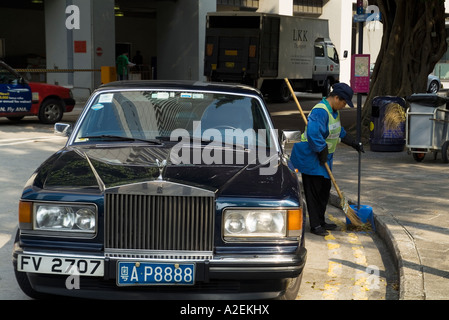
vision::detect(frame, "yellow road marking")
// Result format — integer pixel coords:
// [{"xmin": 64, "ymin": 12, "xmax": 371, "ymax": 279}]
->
[{"xmin": 323, "ymin": 231, "xmax": 342, "ymax": 299}]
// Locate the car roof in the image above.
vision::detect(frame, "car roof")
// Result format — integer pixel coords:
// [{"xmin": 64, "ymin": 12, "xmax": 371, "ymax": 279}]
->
[{"xmin": 98, "ymin": 80, "xmax": 262, "ymax": 97}]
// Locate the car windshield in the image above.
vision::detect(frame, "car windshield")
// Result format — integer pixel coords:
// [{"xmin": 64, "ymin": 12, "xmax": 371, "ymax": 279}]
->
[
  {"xmin": 0, "ymin": 63, "xmax": 20, "ymax": 84},
  {"xmin": 73, "ymin": 90, "xmax": 275, "ymax": 149}
]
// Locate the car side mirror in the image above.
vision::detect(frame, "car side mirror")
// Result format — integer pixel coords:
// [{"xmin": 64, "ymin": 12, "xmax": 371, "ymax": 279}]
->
[
  {"xmin": 54, "ymin": 123, "xmax": 72, "ymax": 137},
  {"xmin": 281, "ymin": 130, "xmax": 301, "ymax": 156}
]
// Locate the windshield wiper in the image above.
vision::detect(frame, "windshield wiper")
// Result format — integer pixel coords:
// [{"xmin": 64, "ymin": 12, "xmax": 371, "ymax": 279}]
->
[
  {"xmin": 80, "ymin": 135, "xmax": 163, "ymax": 145},
  {"xmin": 189, "ymin": 136, "xmax": 247, "ymax": 150}
]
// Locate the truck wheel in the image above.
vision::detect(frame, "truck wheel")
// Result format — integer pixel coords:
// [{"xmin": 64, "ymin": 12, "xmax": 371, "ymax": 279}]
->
[
  {"xmin": 38, "ymin": 99, "xmax": 64, "ymax": 124},
  {"xmin": 278, "ymin": 81, "xmax": 292, "ymax": 103},
  {"xmin": 322, "ymin": 79, "xmax": 331, "ymax": 97}
]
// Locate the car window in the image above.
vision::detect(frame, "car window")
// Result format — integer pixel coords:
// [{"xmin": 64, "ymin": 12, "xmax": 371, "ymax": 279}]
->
[
  {"xmin": 74, "ymin": 90, "xmax": 273, "ymax": 148},
  {"xmin": 0, "ymin": 64, "xmax": 19, "ymax": 84}
]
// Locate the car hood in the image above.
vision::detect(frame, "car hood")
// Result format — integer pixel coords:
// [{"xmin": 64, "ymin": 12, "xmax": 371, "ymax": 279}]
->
[
  {"xmin": 30, "ymin": 145, "xmax": 297, "ymax": 198},
  {"xmin": 28, "ymin": 82, "xmax": 70, "ymax": 93}
]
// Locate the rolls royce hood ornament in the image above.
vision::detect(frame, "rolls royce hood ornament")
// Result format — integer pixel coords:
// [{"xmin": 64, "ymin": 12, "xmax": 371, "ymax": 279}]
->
[{"xmin": 156, "ymin": 159, "xmax": 167, "ymax": 180}]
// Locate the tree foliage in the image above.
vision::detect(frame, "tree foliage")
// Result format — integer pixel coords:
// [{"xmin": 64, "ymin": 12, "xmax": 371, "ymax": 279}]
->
[{"xmin": 361, "ymin": 0, "xmax": 447, "ymax": 139}]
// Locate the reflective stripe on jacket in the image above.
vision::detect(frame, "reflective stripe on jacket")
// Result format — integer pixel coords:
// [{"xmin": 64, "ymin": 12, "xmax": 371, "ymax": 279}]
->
[
  {"xmin": 290, "ymin": 99, "xmax": 346, "ymax": 179},
  {"xmin": 301, "ymin": 103, "xmax": 341, "ymax": 154}
]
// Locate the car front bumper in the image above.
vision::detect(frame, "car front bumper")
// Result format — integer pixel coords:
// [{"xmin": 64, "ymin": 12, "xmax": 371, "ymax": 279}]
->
[{"xmin": 13, "ymin": 245, "xmax": 306, "ymax": 300}]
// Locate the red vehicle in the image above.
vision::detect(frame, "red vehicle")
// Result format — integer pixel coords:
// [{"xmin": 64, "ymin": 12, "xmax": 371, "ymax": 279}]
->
[{"xmin": 0, "ymin": 60, "xmax": 75, "ymax": 124}]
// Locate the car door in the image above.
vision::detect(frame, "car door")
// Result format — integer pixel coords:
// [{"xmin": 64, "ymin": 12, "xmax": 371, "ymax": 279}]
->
[
  {"xmin": 325, "ymin": 42, "xmax": 340, "ymax": 76},
  {"xmin": 0, "ymin": 61, "xmax": 32, "ymax": 113},
  {"xmin": 313, "ymin": 42, "xmax": 327, "ymax": 81}
]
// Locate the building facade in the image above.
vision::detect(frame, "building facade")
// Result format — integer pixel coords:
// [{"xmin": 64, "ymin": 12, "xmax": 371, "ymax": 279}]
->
[{"xmin": 0, "ymin": 0, "xmax": 385, "ymax": 99}]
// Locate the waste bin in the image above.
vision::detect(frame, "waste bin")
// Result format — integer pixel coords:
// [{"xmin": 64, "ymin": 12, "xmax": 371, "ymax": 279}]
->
[
  {"xmin": 370, "ymin": 96, "xmax": 407, "ymax": 152},
  {"xmin": 406, "ymin": 94, "xmax": 449, "ymax": 162}
]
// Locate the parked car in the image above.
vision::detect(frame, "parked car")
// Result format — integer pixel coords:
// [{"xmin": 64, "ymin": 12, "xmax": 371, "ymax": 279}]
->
[
  {"xmin": 370, "ymin": 63, "xmax": 442, "ymax": 94},
  {"xmin": 0, "ymin": 60, "xmax": 75, "ymax": 123},
  {"xmin": 13, "ymin": 80, "xmax": 306, "ymax": 299}
]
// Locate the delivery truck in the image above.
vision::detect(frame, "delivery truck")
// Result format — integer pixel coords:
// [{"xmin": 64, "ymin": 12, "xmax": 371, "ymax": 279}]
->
[{"xmin": 204, "ymin": 12, "xmax": 341, "ymax": 102}]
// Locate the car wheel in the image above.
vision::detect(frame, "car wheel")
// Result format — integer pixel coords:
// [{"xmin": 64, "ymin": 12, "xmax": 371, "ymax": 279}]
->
[
  {"xmin": 278, "ymin": 273, "xmax": 303, "ymax": 300},
  {"xmin": 38, "ymin": 99, "xmax": 64, "ymax": 124},
  {"xmin": 428, "ymin": 80, "xmax": 440, "ymax": 94}
]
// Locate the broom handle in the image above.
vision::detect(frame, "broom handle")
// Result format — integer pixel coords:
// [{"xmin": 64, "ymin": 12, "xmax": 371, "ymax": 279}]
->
[
  {"xmin": 285, "ymin": 79, "xmax": 308, "ymax": 124},
  {"xmin": 284, "ymin": 78, "xmax": 345, "ymax": 200},
  {"xmin": 324, "ymin": 163, "xmax": 344, "ymax": 199}
]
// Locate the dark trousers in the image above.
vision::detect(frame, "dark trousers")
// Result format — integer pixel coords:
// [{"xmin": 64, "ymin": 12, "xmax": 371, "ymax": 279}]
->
[{"xmin": 302, "ymin": 173, "xmax": 331, "ymax": 229}]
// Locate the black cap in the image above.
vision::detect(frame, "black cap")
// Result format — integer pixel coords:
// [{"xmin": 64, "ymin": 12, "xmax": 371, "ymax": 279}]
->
[{"xmin": 331, "ymin": 83, "xmax": 354, "ymax": 108}]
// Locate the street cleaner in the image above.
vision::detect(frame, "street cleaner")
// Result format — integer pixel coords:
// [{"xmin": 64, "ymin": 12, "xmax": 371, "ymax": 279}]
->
[{"xmin": 290, "ymin": 83, "xmax": 363, "ymax": 236}]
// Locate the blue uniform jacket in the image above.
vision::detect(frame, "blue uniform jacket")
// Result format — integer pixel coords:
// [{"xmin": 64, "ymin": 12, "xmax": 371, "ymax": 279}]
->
[{"xmin": 290, "ymin": 99, "xmax": 347, "ymax": 179}]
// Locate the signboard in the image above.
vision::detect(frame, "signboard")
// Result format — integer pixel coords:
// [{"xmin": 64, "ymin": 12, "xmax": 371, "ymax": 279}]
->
[
  {"xmin": 354, "ymin": 4, "xmax": 381, "ymax": 22},
  {"xmin": 74, "ymin": 41, "xmax": 87, "ymax": 53},
  {"xmin": 351, "ymin": 54, "xmax": 370, "ymax": 93}
]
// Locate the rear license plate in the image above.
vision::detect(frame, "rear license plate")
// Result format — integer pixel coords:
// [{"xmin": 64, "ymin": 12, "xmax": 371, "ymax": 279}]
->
[{"xmin": 117, "ymin": 262, "xmax": 195, "ymax": 286}]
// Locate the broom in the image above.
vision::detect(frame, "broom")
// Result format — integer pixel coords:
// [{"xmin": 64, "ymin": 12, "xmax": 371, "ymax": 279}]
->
[{"xmin": 284, "ymin": 78, "xmax": 362, "ymax": 226}]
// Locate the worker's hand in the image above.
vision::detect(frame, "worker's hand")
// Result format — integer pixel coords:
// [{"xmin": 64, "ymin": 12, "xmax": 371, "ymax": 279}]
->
[
  {"xmin": 318, "ymin": 147, "xmax": 329, "ymax": 166},
  {"xmin": 355, "ymin": 142, "xmax": 365, "ymax": 153},
  {"xmin": 341, "ymin": 134, "xmax": 365, "ymax": 153}
]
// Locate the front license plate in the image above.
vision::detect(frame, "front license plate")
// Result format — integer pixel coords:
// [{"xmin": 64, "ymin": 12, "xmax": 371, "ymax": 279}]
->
[
  {"xmin": 17, "ymin": 254, "xmax": 104, "ymax": 277},
  {"xmin": 117, "ymin": 262, "xmax": 195, "ymax": 286}
]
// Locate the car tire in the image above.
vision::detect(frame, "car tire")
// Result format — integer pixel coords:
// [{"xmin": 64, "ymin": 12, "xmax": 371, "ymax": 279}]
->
[
  {"xmin": 38, "ymin": 99, "xmax": 64, "ymax": 124},
  {"xmin": 278, "ymin": 273, "xmax": 303, "ymax": 300},
  {"xmin": 428, "ymin": 80, "xmax": 440, "ymax": 94}
]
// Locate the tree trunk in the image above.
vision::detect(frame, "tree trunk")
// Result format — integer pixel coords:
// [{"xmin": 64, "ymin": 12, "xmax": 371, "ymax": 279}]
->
[{"xmin": 360, "ymin": 0, "xmax": 447, "ymax": 141}]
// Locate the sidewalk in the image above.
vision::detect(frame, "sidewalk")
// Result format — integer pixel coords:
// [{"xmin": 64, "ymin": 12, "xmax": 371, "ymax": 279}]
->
[{"xmin": 330, "ymin": 144, "xmax": 449, "ymax": 300}]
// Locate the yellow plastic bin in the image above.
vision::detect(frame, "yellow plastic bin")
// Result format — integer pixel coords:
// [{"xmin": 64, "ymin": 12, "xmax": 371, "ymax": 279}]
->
[{"xmin": 101, "ymin": 66, "xmax": 117, "ymax": 84}]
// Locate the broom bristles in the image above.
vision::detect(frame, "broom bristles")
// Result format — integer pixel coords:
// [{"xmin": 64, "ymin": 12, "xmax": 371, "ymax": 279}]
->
[
  {"xmin": 340, "ymin": 195, "xmax": 362, "ymax": 226},
  {"xmin": 384, "ymin": 103, "xmax": 406, "ymax": 132}
]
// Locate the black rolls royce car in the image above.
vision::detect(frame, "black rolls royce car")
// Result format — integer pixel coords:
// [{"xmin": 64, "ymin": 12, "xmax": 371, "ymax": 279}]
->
[{"xmin": 13, "ymin": 80, "xmax": 306, "ymax": 299}]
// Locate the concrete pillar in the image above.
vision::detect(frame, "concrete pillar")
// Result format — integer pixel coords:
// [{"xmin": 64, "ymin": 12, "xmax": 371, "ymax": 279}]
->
[
  {"xmin": 257, "ymin": 0, "xmax": 293, "ymax": 16},
  {"xmin": 156, "ymin": 0, "xmax": 216, "ymax": 81},
  {"xmin": 321, "ymin": 0, "xmax": 354, "ymax": 84},
  {"xmin": 45, "ymin": 0, "xmax": 115, "ymax": 100}
]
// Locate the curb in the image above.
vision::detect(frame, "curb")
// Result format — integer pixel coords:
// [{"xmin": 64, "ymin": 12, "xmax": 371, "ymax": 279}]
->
[{"xmin": 329, "ymin": 191, "xmax": 425, "ymax": 300}]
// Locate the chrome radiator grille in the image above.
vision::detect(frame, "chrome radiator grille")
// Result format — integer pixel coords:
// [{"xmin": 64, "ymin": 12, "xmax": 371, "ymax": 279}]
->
[{"xmin": 105, "ymin": 193, "xmax": 215, "ymax": 252}]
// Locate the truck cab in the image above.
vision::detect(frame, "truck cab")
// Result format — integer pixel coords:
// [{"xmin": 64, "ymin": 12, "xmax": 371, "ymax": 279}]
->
[{"xmin": 313, "ymin": 38, "xmax": 340, "ymax": 96}]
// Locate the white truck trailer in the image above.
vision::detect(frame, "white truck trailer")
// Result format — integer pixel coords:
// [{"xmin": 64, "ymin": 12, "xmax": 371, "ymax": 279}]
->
[{"xmin": 204, "ymin": 12, "xmax": 341, "ymax": 102}]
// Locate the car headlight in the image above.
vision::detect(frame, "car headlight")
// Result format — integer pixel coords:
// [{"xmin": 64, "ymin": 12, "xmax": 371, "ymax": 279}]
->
[
  {"xmin": 223, "ymin": 208, "xmax": 302, "ymax": 240},
  {"xmin": 20, "ymin": 202, "xmax": 97, "ymax": 234}
]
